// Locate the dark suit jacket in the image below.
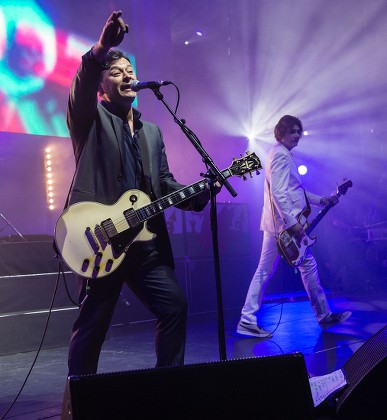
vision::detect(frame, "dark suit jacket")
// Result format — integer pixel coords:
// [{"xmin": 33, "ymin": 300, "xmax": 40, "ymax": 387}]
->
[{"xmin": 65, "ymin": 50, "xmax": 206, "ymax": 268}]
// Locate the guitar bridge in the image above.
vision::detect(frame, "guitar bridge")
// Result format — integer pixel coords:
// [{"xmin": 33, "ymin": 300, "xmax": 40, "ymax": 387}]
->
[
  {"xmin": 100, "ymin": 219, "xmax": 117, "ymax": 240},
  {"xmin": 94, "ymin": 224, "xmax": 109, "ymax": 249}
]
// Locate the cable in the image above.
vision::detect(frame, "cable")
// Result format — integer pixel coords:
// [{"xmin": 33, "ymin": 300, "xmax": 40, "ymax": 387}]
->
[
  {"xmin": 60, "ymin": 259, "xmax": 80, "ymax": 307},
  {"xmin": 266, "ymin": 257, "xmax": 286, "ymax": 336},
  {"xmin": 0, "ymin": 264, "xmax": 61, "ymax": 420}
]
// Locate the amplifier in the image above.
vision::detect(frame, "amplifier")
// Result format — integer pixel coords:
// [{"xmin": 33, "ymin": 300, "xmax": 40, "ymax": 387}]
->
[{"xmin": 367, "ymin": 228, "xmax": 387, "ymax": 241}]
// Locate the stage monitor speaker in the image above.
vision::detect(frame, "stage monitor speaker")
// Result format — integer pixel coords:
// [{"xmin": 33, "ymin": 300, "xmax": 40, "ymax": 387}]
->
[
  {"xmin": 336, "ymin": 325, "xmax": 387, "ymax": 418},
  {"xmin": 69, "ymin": 353, "xmax": 315, "ymax": 420}
]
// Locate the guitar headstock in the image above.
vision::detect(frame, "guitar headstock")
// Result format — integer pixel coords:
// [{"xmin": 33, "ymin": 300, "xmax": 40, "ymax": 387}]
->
[
  {"xmin": 229, "ymin": 151, "xmax": 263, "ymax": 180},
  {"xmin": 337, "ymin": 178, "xmax": 353, "ymax": 195}
]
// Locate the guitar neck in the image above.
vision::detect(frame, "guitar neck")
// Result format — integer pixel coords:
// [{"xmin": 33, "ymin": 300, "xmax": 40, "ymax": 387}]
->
[
  {"xmin": 135, "ymin": 168, "xmax": 230, "ymax": 223},
  {"xmin": 305, "ymin": 192, "xmax": 342, "ymax": 235},
  {"xmin": 136, "ymin": 180, "xmax": 206, "ymax": 222}
]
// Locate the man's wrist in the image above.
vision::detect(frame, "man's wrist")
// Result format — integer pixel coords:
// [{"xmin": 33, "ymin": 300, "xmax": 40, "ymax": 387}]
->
[{"xmin": 90, "ymin": 44, "xmax": 110, "ymax": 64}]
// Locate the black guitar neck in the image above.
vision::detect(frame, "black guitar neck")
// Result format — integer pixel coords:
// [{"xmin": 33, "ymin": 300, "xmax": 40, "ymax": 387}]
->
[{"xmin": 305, "ymin": 193, "xmax": 342, "ymax": 236}]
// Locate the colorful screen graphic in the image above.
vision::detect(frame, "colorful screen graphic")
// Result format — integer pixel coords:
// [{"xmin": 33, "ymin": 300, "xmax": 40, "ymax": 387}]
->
[{"xmin": 0, "ymin": 0, "xmax": 135, "ymax": 137}]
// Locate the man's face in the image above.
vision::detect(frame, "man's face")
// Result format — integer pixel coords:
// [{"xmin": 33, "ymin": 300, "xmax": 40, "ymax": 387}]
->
[
  {"xmin": 281, "ymin": 124, "xmax": 302, "ymax": 150},
  {"xmin": 99, "ymin": 58, "xmax": 137, "ymax": 105}
]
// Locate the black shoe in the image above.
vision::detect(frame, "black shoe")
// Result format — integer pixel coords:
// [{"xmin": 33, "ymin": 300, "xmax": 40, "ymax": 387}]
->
[{"xmin": 319, "ymin": 311, "xmax": 352, "ymax": 329}]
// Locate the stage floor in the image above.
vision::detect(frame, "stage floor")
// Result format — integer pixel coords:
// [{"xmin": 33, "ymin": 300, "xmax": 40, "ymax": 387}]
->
[{"xmin": 1, "ymin": 288, "xmax": 386, "ymax": 419}]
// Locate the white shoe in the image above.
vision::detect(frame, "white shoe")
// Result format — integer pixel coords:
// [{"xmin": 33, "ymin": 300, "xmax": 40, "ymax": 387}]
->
[
  {"xmin": 237, "ymin": 321, "xmax": 272, "ymax": 338},
  {"xmin": 319, "ymin": 311, "xmax": 352, "ymax": 329}
]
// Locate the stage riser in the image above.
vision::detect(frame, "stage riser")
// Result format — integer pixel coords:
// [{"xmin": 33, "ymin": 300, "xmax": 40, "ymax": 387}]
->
[
  {"xmin": 1, "ymin": 240, "xmax": 254, "ymax": 354},
  {"xmin": 0, "ymin": 310, "xmax": 77, "ymax": 355},
  {"xmin": 0, "ymin": 240, "xmax": 80, "ymax": 355}
]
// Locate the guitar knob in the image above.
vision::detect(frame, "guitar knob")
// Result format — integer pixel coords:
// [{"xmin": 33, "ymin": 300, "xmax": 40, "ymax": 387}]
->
[
  {"xmin": 105, "ymin": 259, "xmax": 114, "ymax": 272},
  {"xmin": 81, "ymin": 259, "xmax": 90, "ymax": 272},
  {"xmin": 92, "ymin": 266, "xmax": 100, "ymax": 278}
]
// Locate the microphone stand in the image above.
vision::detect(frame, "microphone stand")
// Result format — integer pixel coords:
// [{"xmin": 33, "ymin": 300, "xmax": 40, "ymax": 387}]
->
[
  {"xmin": 0, "ymin": 213, "xmax": 27, "ymax": 241},
  {"xmin": 152, "ymin": 88, "xmax": 237, "ymax": 361}
]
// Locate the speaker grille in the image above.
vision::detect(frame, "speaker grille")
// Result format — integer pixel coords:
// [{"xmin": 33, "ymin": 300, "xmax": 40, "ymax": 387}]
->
[
  {"xmin": 336, "ymin": 325, "xmax": 387, "ymax": 418},
  {"xmin": 69, "ymin": 353, "xmax": 315, "ymax": 420}
]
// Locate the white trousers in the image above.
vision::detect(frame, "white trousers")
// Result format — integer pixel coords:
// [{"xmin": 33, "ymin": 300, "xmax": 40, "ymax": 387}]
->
[{"xmin": 241, "ymin": 231, "xmax": 331, "ymax": 324}]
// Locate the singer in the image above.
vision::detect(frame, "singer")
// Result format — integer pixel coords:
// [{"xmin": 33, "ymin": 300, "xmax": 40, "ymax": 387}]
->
[{"xmin": 61, "ymin": 10, "xmax": 221, "ymax": 418}]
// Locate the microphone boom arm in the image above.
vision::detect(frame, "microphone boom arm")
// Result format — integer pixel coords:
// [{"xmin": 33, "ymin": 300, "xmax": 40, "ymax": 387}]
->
[{"xmin": 151, "ymin": 88, "xmax": 237, "ymax": 197}]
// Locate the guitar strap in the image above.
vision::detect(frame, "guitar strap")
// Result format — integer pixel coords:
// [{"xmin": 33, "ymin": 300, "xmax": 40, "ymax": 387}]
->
[
  {"xmin": 267, "ymin": 179, "xmax": 312, "ymax": 229},
  {"xmin": 303, "ymin": 189, "xmax": 311, "ymax": 215}
]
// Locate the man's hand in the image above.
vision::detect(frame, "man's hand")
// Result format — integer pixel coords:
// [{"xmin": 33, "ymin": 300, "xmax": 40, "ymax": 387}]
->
[
  {"xmin": 320, "ymin": 196, "xmax": 339, "ymax": 207},
  {"xmin": 98, "ymin": 11, "xmax": 128, "ymax": 51},
  {"xmin": 195, "ymin": 181, "xmax": 223, "ymax": 206}
]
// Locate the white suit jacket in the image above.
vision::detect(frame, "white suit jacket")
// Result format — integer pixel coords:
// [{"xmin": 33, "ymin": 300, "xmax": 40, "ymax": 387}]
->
[{"xmin": 260, "ymin": 142, "xmax": 322, "ymax": 233}]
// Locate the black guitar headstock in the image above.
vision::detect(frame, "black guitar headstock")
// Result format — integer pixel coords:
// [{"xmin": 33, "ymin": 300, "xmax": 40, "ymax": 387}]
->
[
  {"xmin": 337, "ymin": 178, "xmax": 353, "ymax": 196},
  {"xmin": 229, "ymin": 151, "xmax": 263, "ymax": 180}
]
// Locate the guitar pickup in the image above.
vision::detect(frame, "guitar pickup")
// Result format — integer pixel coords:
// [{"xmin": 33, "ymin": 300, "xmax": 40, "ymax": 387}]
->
[
  {"xmin": 279, "ymin": 230, "xmax": 292, "ymax": 246},
  {"xmin": 124, "ymin": 208, "xmax": 141, "ymax": 228},
  {"xmin": 100, "ymin": 218, "xmax": 117, "ymax": 241}
]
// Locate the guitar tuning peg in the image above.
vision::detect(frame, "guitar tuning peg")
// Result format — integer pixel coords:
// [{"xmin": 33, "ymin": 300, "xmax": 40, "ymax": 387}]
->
[
  {"xmin": 240, "ymin": 154, "xmax": 243, "ymax": 158},
  {"xmin": 249, "ymin": 172, "xmax": 253, "ymax": 178},
  {"xmin": 233, "ymin": 157, "xmax": 236, "ymax": 161},
  {"xmin": 246, "ymin": 150, "xmax": 250, "ymax": 155},
  {"xmin": 242, "ymin": 175, "xmax": 247, "ymax": 181}
]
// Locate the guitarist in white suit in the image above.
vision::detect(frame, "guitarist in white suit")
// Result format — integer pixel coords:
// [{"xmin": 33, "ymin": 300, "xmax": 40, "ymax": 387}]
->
[
  {"xmin": 62, "ymin": 11, "xmax": 220, "ymax": 386},
  {"xmin": 237, "ymin": 115, "xmax": 351, "ymax": 338}
]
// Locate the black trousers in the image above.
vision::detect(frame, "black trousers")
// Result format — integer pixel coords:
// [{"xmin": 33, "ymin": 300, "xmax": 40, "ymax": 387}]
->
[{"xmin": 67, "ymin": 245, "xmax": 188, "ymax": 375}]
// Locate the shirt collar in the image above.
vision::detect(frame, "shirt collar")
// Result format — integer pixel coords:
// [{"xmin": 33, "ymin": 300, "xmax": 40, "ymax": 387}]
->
[{"xmin": 101, "ymin": 101, "xmax": 142, "ymax": 125}]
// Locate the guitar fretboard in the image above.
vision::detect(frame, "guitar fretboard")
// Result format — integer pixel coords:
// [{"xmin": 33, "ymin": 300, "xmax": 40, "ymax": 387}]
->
[
  {"xmin": 125, "ymin": 179, "xmax": 208, "ymax": 228},
  {"xmin": 306, "ymin": 192, "xmax": 343, "ymax": 235}
]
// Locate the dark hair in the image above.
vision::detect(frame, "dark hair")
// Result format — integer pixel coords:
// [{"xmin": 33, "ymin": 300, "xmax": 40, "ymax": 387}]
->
[
  {"xmin": 102, "ymin": 49, "xmax": 131, "ymax": 69},
  {"xmin": 274, "ymin": 115, "xmax": 303, "ymax": 141}
]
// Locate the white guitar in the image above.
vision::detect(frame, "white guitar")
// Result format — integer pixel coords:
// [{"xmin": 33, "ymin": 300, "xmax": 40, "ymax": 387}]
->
[
  {"xmin": 55, "ymin": 152, "xmax": 262, "ymax": 279},
  {"xmin": 277, "ymin": 178, "xmax": 353, "ymax": 267}
]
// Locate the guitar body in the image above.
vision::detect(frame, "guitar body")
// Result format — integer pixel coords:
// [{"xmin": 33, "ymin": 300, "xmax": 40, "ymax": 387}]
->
[
  {"xmin": 277, "ymin": 178, "xmax": 352, "ymax": 267},
  {"xmin": 277, "ymin": 228, "xmax": 317, "ymax": 267},
  {"xmin": 55, "ymin": 190, "xmax": 154, "ymax": 279}
]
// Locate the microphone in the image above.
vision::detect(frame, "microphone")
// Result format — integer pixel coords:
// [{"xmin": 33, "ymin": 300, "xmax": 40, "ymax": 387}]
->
[{"xmin": 129, "ymin": 80, "xmax": 172, "ymax": 92}]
